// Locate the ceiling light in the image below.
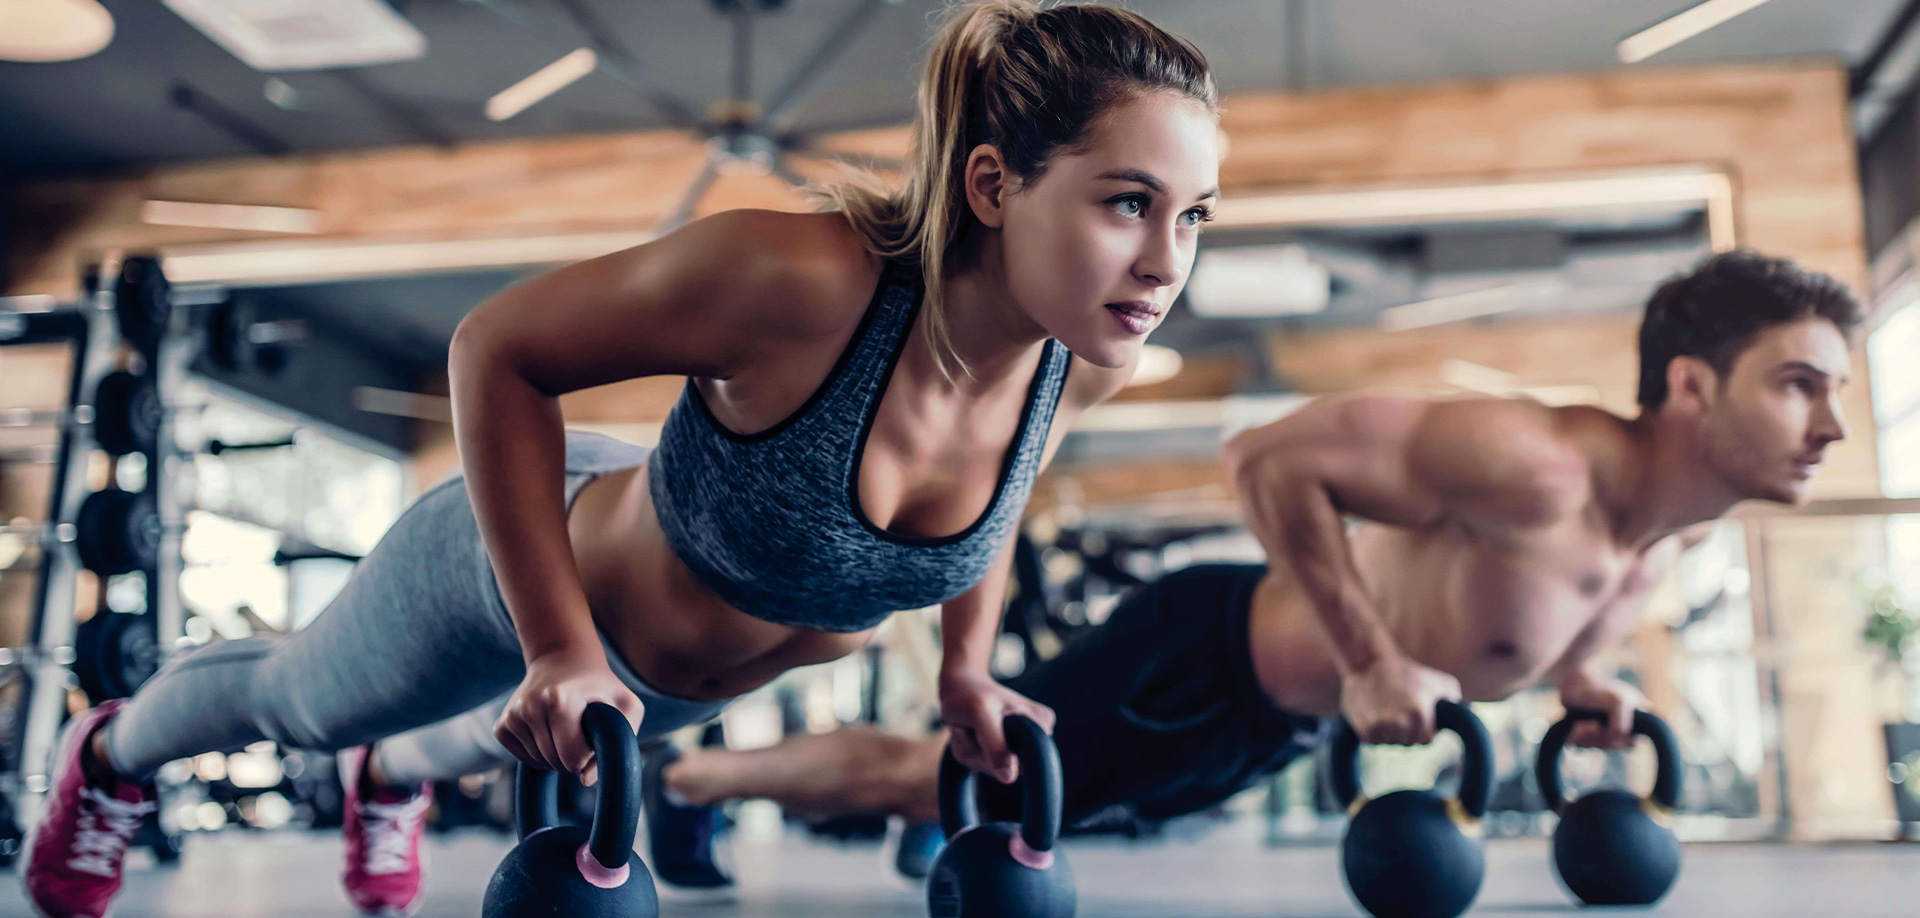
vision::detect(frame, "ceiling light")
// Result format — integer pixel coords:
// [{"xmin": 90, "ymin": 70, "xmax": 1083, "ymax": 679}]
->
[
  {"xmin": 142, "ymin": 200, "xmax": 321, "ymax": 234},
  {"xmin": 0, "ymin": 0, "xmax": 114, "ymax": 63},
  {"xmin": 1618, "ymin": 0, "xmax": 1773, "ymax": 64},
  {"xmin": 487, "ymin": 48, "xmax": 598, "ymax": 122},
  {"xmin": 1439, "ymin": 359, "xmax": 1518, "ymax": 394},
  {"xmin": 161, "ymin": 228, "xmax": 658, "ymax": 285},
  {"xmin": 163, "ymin": 0, "xmax": 425, "ymax": 71},
  {"xmin": 1218, "ymin": 171, "xmax": 1732, "ymax": 235},
  {"xmin": 1378, "ymin": 286, "xmax": 1516, "ymax": 333}
]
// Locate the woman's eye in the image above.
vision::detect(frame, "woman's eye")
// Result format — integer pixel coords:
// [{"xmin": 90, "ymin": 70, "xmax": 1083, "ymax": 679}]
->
[{"xmin": 1112, "ymin": 195, "xmax": 1146, "ymax": 217}]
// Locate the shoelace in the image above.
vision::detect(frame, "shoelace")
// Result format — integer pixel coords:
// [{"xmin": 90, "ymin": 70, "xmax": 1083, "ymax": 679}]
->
[
  {"xmin": 359, "ymin": 795, "xmax": 430, "ymax": 876},
  {"xmin": 68, "ymin": 788, "xmax": 155, "ymax": 878}
]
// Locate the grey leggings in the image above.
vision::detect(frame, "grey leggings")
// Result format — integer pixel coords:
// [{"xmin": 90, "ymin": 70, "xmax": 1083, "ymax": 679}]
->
[{"xmin": 104, "ymin": 433, "xmax": 730, "ymax": 783}]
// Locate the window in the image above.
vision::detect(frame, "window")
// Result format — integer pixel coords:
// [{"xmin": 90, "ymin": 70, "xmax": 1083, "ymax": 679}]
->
[{"xmin": 1871, "ymin": 300, "xmax": 1920, "ymax": 597}]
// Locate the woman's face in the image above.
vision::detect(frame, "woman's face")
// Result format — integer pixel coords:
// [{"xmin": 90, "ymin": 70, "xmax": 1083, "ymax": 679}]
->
[{"xmin": 989, "ymin": 91, "xmax": 1220, "ymax": 369}]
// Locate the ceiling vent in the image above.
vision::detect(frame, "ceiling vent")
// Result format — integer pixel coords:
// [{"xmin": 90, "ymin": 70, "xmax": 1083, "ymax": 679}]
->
[{"xmin": 163, "ymin": 0, "xmax": 425, "ymax": 71}]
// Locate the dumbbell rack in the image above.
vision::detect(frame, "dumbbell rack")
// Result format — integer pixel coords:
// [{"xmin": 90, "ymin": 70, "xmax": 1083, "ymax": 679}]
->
[{"xmin": 0, "ymin": 253, "xmax": 192, "ymax": 826}]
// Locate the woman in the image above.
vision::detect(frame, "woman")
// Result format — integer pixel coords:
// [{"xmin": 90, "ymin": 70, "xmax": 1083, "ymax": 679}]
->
[{"xmin": 25, "ymin": 2, "xmax": 1222, "ymax": 915}]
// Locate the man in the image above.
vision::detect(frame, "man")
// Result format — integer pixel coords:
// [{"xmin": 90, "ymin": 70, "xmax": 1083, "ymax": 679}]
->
[{"xmin": 645, "ymin": 249, "xmax": 1857, "ymax": 879}]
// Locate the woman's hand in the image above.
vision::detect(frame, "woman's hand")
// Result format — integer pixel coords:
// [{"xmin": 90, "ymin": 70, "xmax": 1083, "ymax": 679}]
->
[
  {"xmin": 938, "ymin": 666, "xmax": 1056, "ymax": 784},
  {"xmin": 494, "ymin": 645, "xmax": 646, "ymax": 786}
]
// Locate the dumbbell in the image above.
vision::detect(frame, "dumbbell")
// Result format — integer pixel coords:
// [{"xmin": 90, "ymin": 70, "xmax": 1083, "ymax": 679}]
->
[
  {"xmin": 0, "ymin": 370, "xmax": 161, "ymax": 457},
  {"xmin": 0, "ymin": 489, "xmax": 162, "ymax": 575},
  {"xmin": 110, "ymin": 255, "xmax": 307, "ymax": 373},
  {"xmin": 205, "ymin": 435, "xmax": 298, "ymax": 456},
  {"xmin": 203, "ymin": 300, "xmax": 308, "ymax": 375}
]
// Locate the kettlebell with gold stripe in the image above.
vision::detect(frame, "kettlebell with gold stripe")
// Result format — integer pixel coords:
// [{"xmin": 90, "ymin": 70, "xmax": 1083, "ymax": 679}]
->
[
  {"xmin": 1326, "ymin": 699, "xmax": 1493, "ymax": 918},
  {"xmin": 1536, "ymin": 708, "xmax": 1684, "ymax": 906}
]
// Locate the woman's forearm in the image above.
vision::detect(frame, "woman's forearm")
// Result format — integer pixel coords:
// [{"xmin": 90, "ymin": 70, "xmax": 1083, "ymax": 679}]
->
[{"xmin": 448, "ymin": 325, "xmax": 601, "ymax": 663}]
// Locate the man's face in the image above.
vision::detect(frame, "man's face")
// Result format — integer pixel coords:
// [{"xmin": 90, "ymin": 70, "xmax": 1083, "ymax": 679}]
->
[{"xmin": 1696, "ymin": 319, "xmax": 1853, "ymax": 504}]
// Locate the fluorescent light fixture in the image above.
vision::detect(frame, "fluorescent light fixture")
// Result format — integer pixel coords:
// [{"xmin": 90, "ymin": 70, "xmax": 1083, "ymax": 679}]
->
[
  {"xmin": 1218, "ymin": 169, "xmax": 1737, "ymax": 252},
  {"xmin": 1124, "ymin": 345, "xmax": 1185, "ymax": 388},
  {"xmin": 487, "ymin": 48, "xmax": 598, "ymax": 122},
  {"xmin": 351, "ymin": 387, "xmax": 452, "ymax": 422},
  {"xmin": 0, "ymin": 0, "xmax": 114, "ymax": 62},
  {"xmin": 1074, "ymin": 394, "xmax": 1314, "ymax": 435},
  {"xmin": 1378, "ymin": 286, "xmax": 1516, "ymax": 333},
  {"xmin": 1186, "ymin": 244, "xmax": 1331, "ymax": 318},
  {"xmin": 1618, "ymin": 0, "xmax": 1773, "ymax": 64},
  {"xmin": 162, "ymin": 0, "xmax": 426, "ymax": 71},
  {"xmin": 1075, "ymin": 399, "xmax": 1226, "ymax": 432},
  {"xmin": 1439, "ymin": 358, "xmax": 1518, "ymax": 394},
  {"xmin": 141, "ymin": 200, "xmax": 322, "ymax": 234},
  {"xmin": 1520, "ymin": 385, "xmax": 1602, "ymax": 407},
  {"xmin": 160, "ymin": 228, "xmax": 658, "ymax": 285},
  {"xmin": 0, "ymin": 295, "xmax": 61, "ymax": 312},
  {"xmin": 1439, "ymin": 359, "xmax": 1600, "ymax": 406}
]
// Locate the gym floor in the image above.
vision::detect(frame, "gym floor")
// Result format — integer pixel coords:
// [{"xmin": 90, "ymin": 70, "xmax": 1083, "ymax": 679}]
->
[{"xmin": 3, "ymin": 826, "xmax": 1914, "ymax": 917}]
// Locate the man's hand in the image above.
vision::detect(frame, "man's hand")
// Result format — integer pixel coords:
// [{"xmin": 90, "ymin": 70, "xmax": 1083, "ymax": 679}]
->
[
  {"xmin": 1557, "ymin": 670, "xmax": 1646, "ymax": 750},
  {"xmin": 1341, "ymin": 655, "xmax": 1463, "ymax": 745}
]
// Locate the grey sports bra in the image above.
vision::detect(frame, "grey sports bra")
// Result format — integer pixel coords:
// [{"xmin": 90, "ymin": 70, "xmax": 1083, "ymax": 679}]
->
[{"xmin": 647, "ymin": 259, "xmax": 1072, "ymax": 633}]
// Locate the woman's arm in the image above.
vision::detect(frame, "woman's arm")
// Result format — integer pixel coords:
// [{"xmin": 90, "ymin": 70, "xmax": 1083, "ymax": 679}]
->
[
  {"xmin": 936, "ymin": 355, "xmax": 1131, "ymax": 779},
  {"xmin": 449, "ymin": 209, "xmax": 871, "ymax": 779}
]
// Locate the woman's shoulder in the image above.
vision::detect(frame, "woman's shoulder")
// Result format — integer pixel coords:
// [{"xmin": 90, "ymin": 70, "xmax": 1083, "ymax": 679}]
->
[{"xmin": 679, "ymin": 209, "xmax": 886, "ymax": 340}]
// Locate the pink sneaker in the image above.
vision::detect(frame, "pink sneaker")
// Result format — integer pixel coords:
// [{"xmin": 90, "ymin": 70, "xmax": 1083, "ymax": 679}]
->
[
  {"xmin": 23, "ymin": 699, "xmax": 158, "ymax": 918},
  {"xmin": 338, "ymin": 746, "xmax": 432, "ymax": 917}
]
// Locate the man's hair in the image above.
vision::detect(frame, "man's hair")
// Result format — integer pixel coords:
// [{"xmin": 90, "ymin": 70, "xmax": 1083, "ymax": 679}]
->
[{"xmin": 1637, "ymin": 250, "xmax": 1862, "ymax": 408}]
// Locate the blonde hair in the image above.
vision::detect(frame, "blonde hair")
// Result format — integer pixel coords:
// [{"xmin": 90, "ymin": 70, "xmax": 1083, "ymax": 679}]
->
[{"xmin": 814, "ymin": 0, "xmax": 1215, "ymax": 379}]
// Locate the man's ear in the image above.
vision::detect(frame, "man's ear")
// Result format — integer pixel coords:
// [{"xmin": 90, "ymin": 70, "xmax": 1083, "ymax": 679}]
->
[
  {"xmin": 963, "ymin": 144, "xmax": 1011, "ymax": 229},
  {"xmin": 1665, "ymin": 355, "xmax": 1719, "ymax": 413}
]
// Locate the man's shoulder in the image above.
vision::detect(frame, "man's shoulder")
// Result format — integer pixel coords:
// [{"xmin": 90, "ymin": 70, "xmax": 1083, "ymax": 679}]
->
[{"xmin": 1422, "ymin": 397, "xmax": 1601, "ymax": 526}]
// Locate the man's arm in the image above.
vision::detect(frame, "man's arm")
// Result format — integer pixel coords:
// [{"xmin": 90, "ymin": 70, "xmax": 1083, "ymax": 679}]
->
[
  {"xmin": 1222, "ymin": 394, "xmax": 1588, "ymax": 743},
  {"xmin": 1545, "ymin": 531, "xmax": 1701, "ymax": 748}
]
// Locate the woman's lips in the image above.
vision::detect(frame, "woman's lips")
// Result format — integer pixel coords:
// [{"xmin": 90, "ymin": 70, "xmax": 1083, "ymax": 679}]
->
[{"xmin": 1105, "ymin": 301, "xmax": 1158, "ymax": 336}]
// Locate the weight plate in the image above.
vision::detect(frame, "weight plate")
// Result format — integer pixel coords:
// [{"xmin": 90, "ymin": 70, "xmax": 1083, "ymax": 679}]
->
[
  {"xmin": 74, "ymin": 611, "xmax": 161, "ymax": 704},
  {"xmin": 74, "ymin": 489, "xmax": 159, "ymax": 575},
  {"xmin": 92, "ymin": 371, "xmax": 159, "ymax": 457},
  {"xmin": 113, "ymin": 257, "xmax": 171, "ymax": 354}
]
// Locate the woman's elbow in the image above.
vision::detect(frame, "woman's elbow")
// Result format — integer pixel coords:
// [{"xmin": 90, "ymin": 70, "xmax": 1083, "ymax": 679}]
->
[{"xmin": 448, "ymin": 307, "xmax": 512, "ymax": 389}]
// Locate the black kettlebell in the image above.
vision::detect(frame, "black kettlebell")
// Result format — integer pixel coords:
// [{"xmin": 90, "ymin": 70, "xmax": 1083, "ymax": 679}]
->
[
  {"xmin": 483, "ymin": 702, "xmax": 658, "ymax": 918},
  {"xmin": 926, "ymin": 715, "xmax": 1075, "ymax": 918},
  {"xmin": 1536, "ymin": 708, "xmax": 1683, "ymax": 906},
  {"xmin": 1327, "ymin": 700, "xmax": 1494, "ymax": 918}
]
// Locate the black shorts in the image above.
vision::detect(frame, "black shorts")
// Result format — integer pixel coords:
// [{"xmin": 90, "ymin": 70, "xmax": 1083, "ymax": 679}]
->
[{"xmin": 979, "ymin": 563, "xmax": 1327, "ymax": 826}]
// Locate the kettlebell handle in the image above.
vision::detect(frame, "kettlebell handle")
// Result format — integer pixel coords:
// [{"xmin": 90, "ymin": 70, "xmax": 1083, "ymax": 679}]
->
[
  {"xmin": 1326, "ymin": 699, "xmax": 1493, "ymax": 818},
  {"xmin": 1535, "ymin": 708, "xmax": 1681, "ymax": 814},
  {"xmin": 513, "ymin": 702, "xmax": 642, "ymax": 871},
  {"xmin": 937, "ymin": 715, "xmax": 1064, "ymax": 854}
]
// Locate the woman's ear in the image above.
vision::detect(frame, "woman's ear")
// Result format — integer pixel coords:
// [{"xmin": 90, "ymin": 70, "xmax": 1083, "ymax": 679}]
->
[{"xmin": 963, "ymin": 144, "xmax": 1011, "ymax": 229}]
